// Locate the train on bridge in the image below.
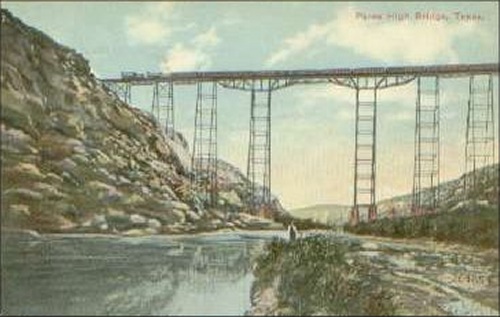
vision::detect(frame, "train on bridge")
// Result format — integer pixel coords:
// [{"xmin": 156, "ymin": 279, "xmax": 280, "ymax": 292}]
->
[{"xmin": 109, "ymin": 63, "xmax": 499, "ymax": 83}]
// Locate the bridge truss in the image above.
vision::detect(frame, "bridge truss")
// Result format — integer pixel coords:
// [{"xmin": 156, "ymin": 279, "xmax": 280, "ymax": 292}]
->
[
  {"xmin": 151, "ymin": 81, "xmax": 175, "ymax": 138},
  {"xmin": 412, "ymin": 77, "xmax": 440, "ymax": 215},
  {"xmin": 464, "ymin": 74, "xmax": 496, "ymax": 197},
  {"xmin": 102, "ymin": 63, "xmax": 498, "ymax": 220},
  {"xmin": 191, "ymin": 82, "xmax": 218, "ymax": 207}
]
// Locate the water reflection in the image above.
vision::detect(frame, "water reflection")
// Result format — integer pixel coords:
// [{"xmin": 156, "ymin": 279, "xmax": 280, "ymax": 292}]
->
[{"xmin": 1, "ymin": 232, "xmax": 268, "ymax": 315}]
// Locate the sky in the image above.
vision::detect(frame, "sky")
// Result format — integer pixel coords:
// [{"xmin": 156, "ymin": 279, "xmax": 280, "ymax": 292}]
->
[{"xmin": 2, "ymin": 1, "xmax": 499, "ymax": 210}]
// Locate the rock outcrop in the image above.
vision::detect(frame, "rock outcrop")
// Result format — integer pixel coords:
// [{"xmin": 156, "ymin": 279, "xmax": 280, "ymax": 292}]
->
[{"xmin": 0, "ymin": 9, "xmax": 287, "ymax": 235}]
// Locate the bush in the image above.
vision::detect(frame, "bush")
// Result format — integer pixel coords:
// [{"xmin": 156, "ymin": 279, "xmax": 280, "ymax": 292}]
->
[
  {"xmin": 253, "ymin": 236, "xmax": 397, "ymax": 316},
  {"xmin": 345, "ymin": 204, "xmax": 498, "ymax": 249}
]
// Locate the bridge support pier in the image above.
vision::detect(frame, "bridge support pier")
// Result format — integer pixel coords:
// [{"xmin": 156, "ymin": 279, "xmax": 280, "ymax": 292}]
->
[
  {"xmin": 412, "ymin": 76, "xmax": 440, "ymax": 215},
  {"xmin": 192, "ymin": 82, "xmax": 218, "ymax": 207},
  {"xmin": 464, "ymin": 75, "xmax": 495, "ymax": 197},
  {"xmin": 351, "ymin": 87, "xmax": 378, "ymax": 225},
  {"xmin": 152, "ymin": 81, "xmax": 175, "ymax": 138},
  {"xmin": 106, "ymin": 82, "xmax": 131, "ymax": 104},
  {"xmin": 247, "ymin": 81, "xmax": 272, "ymax": 213}
]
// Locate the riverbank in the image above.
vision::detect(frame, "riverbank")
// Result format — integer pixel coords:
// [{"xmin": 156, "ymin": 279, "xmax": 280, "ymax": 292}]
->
[
  {"xmin": 247, "ymin": 234, "xmax": 397, "ymax": 316},
  {"xmin": 1, "ymin": 211, "xmax": 287, "ymax": 237},
  {"xmin": 247, "ymin": 232, "xmax": 499, "ymax": 316},
  {"xmin": 1, "ymin": 226, "xmax": 316, "ymax": 241}
]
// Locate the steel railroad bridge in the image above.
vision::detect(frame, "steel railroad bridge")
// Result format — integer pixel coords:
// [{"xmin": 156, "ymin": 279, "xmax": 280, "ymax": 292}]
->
[{"xmin": 101, "ymin": 63, "xmax": 499, "ymax": 225}]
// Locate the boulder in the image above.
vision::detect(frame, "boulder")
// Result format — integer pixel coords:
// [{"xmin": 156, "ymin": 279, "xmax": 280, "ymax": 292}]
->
[
  {"xmin": 44, "ymin": 172, "xmax": 63, "ymax": 184},
  {"xmin": 65, "ymin": 138, "xmax": 86, "ymax": 153},
  {"xmin": 92, "ymin": 149, "xmax": 111, "ymax": 165},
  {"xmin": 9, "ymin": 204, "xmax": 31, "ymax": 216},
  {"xmin": 130, "ymin": 214, "xmax": 147, "ymax": 224},
  {"xmin": 57, "ymin": 158, "xmax": 77, "ymax": 171},
  {"xmin": 123, "ymin": 193, "xmax": 144, "ymax": 205},
  {"xmin": 147, "ymin": 218, "xmax": 162, "ymax": 229},
  {"xmin": 12, "ymin": 163, "xmax": 44, "ymax": 180},
  {"xmin": 171, "ymin": 209, "xmax": 186, "ymax": 223},
  {"xmin": 32, "ymin": 182, "xmax": 66, "ymax": 199},
  {"xmin": 117, "ymin": 175, "xmax": 132, "ymax": 185},
  {"xmin": 186, "ymin": 209, "xmax": 201, "ymax": 222},
  {"xmin": 210, "ymin": 209, "xmax": 226, "ymax": 220},
  {"xmin": 169, "ymin": 200, "xmax": 190, "ymax": 211},
  {"xmin": 1, "ymin": 126, "xmax": 37, "ymax": 154},
  {"xmin": 91, "ymin": 214, "xmax": 107, "ymax": 227},
  {"xmin": 88, "ymin": 181, "xmax": 122, "ymax": 202},
  {"xmin": 219, "ymin": 190, "xmax": 243, "ymax": 207},
  {"xmin": 3, "ymin": 188, "xmax": 43, "ymax": 201},
  {"xmin": 106, "ymin": 208, "xmax": 126, "ymax": 217},
  {"xmin": 141, "ymin": 186, "xmax": 151, "ymax": 195},
  {"xmin": 99, "ymin": 223, "xmax": 109, "ymax": 231},
  {"xmin": 56, "ymin": 215, "xmax": 77, "ymax": 230},
  {"xmin": 72, "ymin": 153, "xmax": 89, "ymax": 165}
]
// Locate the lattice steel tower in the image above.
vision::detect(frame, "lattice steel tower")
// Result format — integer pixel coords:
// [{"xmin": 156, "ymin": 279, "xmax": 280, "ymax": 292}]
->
[
  {"xmin": 464, "ymin": 74, "xmax": 495, "ymax": 195},
  {"xmin": 152, "ymin": 81, "xmax": 175, "ymax": 138},
  {"xmin": 191, "ymin": 82, "xmax": 218, "ymax": 207},
  {"xmin": 247, "ymin": 81, "xmax": 272, "ymax": 211},
  {"xmin": 107, "ymin": 82, "xmax": 131, "ymax": 104},
  {"xmin": 412, "ymin": 76, "xmax": 440, "ymax": 215},
  {"xmin": 351, "ymin": 87, "xmax": 378, "ymax": 224}
]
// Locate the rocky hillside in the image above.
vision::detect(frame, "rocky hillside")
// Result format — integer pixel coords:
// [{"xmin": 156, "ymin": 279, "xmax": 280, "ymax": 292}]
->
[
  {"xmin": 377, "ymin": 163, "xmax": 499, "ymax": 217},
  {"xmin": 0, "ymin": 9, "xmax": 285, "ymax": 235},
  {"xmin": 289, "ymin": 164, "xmax": 498, "ymax": 225}
]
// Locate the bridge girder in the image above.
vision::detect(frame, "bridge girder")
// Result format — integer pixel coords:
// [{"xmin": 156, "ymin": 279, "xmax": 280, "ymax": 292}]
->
[
  {"xmin": 218, "ymin": 78, "xmax": 296, "ymax": 91},
  {"xmin": 101, "ymin": 64, "xmax": 499, "ymax": 225},
  {"xmin": 102, "ymin": 63, "xmax": 498, "ymax": 85},
  {"xmin": 329, "ymin": 75, "xmax": 417, "ymax": 90}
]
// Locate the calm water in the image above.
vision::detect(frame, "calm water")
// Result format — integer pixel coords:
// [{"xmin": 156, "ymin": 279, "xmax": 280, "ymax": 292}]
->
[
  {"xmin": 4, "ymin": 230, "xmax": 496, "ymax": 316},
  {"xmin": 1, "ymin": 230, "xmax": 287, "ymax": 316}
]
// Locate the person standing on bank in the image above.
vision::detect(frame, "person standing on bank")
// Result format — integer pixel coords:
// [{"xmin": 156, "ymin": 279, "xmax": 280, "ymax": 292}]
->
[{"xmin": 288, "ymin": 221, "xmax": 298, "ymax": 241}]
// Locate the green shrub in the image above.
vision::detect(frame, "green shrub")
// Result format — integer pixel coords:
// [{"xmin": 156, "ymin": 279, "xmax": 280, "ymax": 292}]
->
[
  {"xmin": 345, "ymin": 204, "xmax": 498, "ymax": 249},
  {"xmin": 254, "ymin": 236, "xmax": 397, "ymax": 316}
]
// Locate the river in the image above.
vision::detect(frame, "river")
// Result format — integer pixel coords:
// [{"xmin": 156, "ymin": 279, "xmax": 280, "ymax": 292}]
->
[{"xmin": 1, "ymin": 230, "xmax": 498, "ymax": 315}]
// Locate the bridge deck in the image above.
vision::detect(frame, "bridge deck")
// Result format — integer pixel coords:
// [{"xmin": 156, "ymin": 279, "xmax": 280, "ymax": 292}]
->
[{"xmin": 101, "ymin": 63, "xmax": 499, "ymax": 84}]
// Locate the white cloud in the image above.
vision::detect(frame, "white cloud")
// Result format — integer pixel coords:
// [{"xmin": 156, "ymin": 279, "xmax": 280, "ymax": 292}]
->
[
  {"xmin": 124, "ymin": 3, "xmax": 222, "ymax": 71},
  {"xmin": 160, "ymin": 27, "xmax": 221, "ymax": 72},
  {"xmin": 125, "ymin": 3, "xmax": 177, "ymax": 45},
  {"xmin": 125, "ymin": 17, "xmax": 171, "ymax": 45},
  {"xmin": 267, "ymin": 5, "xmax": 485, "ymax": 66},
  {"xmin": 266, "ymin": 23, "xmax": 329, "ymax": 66},
  {"xmin": 193, "ymin": 27, "xmax": 220, "ymax": 48},
  {"xmin": 160, "ymin": 44, "xmax": 212, "ymax": 72}
]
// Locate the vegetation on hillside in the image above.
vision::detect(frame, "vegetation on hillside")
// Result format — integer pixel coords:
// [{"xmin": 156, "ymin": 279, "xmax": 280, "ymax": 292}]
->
[
  {"xmin": 252, "ymin": 235, "xmax": 396, "ymax": 315},
  {"xmin": 345, "ymin": 203, "xmax": 498, "ymax": 249}
]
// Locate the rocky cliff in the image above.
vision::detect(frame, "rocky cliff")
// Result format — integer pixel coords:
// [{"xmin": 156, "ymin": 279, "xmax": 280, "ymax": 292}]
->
[{"xmin": 0, "ymin": 9, "xmax": 286, "ymax": 235}]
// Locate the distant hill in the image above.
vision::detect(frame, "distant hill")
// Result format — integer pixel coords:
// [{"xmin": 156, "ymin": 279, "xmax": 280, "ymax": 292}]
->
[
  {"xmin": 290, "ymin": 163, "xmax": 499, "ymax": 225},
  {"xmin": 289, "ymin": 204, "xmax": 350, "ymax": 225}
]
